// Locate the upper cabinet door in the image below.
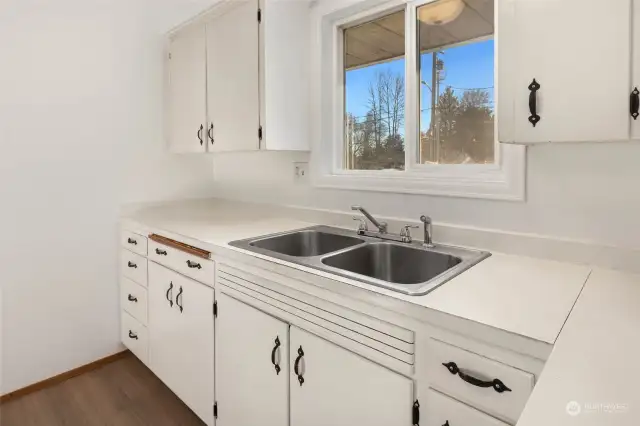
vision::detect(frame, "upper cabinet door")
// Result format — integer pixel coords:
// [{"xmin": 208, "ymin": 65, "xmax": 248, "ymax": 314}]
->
[
  {"xmin": 167, "ymin": 24, "xmax": 207, "ymax": 153},
  {"xmin": 215, "ymin": 292, "xmax": 289, "ymax": 426},
  {"xmin": 290, "ymin": 327, "xmax": 414, "ymax": 426},
  {"xmin": 512, "ymin": 0, "xmax": 631, "ymax": 143},
  {"xmin": 206, "ymin": 0, "xmax": 260, "ymax": 152}
]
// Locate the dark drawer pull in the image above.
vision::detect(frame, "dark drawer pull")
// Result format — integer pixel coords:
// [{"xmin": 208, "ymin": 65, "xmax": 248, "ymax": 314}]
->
[
  {"xmin": 128, "ymin": 330, "xmax": 138, "ymax": 340},
  {"xmin": 294, "ymin": 346, "xmax": 305, "ymax": 386},
  {"xmin": 186, "ymin": 260, "xmax": 202, "ymax": 269},
  {"xmin": 127, "ymin": 294, "xmax": 138, "ymax": 303},
  {"xmin": 127, "ymin": 238, "xmax": 137, "ymax": 245},
  {"xmin": 412, "ymin": 400, "xmax": 420, "ymax": 425},
  {"xmin": 271, "ymin": 336, "xmax": 281, "ymax": 375},
  {"xmin": 442, "ymin": 362, "xmax": 511, "ymax": 393},
  {"xmin": 127, "ymin": 261, "xmax": 137, "ymax": 269},
  {"xmin": 155, "ymin": 248, "xmax": 168, "ymax": 256}
]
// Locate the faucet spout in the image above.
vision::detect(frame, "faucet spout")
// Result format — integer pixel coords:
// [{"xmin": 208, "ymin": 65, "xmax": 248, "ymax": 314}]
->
[{"xmin": 351, "ymin": 206, "xmax": 388, "ymax": 234}]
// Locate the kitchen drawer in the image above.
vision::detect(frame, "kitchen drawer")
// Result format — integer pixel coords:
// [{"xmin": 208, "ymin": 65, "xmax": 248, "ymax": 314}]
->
[
  {"xmin": 148, "ymin": 239, "xmax": 214, "ymax": 286},
  {"xmin": 121, "ymin": 249, "xmax": 148, "ymax": 287},
  {"xmin": 426, "ymin": 338, "xmax": 535, "ymax": 423},
  {"xmin": 121, "ymin": 230, "xmax": 147, "ymax": 256},
  {"xmin": 121, "ymin": 277, "xmax": 148, "ymax": 325},
  {"xmin": 121, "ymin": 311, "xmax": 148, "ymax": 364},
  {"xmin": 424, "ymin": 389, "xmax": 509, "ymax": 426}
]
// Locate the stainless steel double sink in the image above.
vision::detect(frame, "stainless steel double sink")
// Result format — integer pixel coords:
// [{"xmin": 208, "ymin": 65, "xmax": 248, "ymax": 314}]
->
[{"xmin": 229, "ymin": 226, "xmax": 490, "ymax": 296}]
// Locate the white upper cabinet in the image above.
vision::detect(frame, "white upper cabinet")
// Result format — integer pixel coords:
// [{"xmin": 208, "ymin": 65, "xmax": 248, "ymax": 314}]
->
[
  {"xmin": 207, "ymin": 0, "xmax": 261, "ymax": 152},
  {"xmin": 166, "ymin": 0, "xmax": 310, "ymax": 153},
  {"xmin": 167, "ymin": 24, "xmax": 208, "ymax": 153},
  {"xmin": 507, "ymin": 0, "xmax": 631, "ymax": 143}
]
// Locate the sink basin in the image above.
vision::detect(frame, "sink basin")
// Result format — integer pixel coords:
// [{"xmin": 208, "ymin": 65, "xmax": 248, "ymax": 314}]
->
[
  {"xmin": 249, "ymin": 230, "xmax": 364, "ymax": 257},
  {"xmin": 229, "ymin": 225, "xmax": 490, "ymax": 296},
  {"xmin": 321, "ymin": 243, "xmax": 462, "ymax": 285}
]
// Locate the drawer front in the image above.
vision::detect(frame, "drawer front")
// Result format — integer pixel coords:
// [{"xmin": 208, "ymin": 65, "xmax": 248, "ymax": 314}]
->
[
  {"xmin": 148, "ymin": 239, "xmax": 214, "ymax": 286},
  {"xmin": 424, "ymin": 389, "xmax": 509, "ymax": 426},
  {"xmin": 121, "ymin": 230, "xmax": 147, "ymax": 256},
  {"xmin": 121, "ymin": 250, "xmax": 148, "ymax": 287},
  {"xmin": 121, "ymin": 277, "xmax": 148, "ymax": 325},
  {"xmin": 426, "ymin": 339, "xmax": 535, "ymax": 423},
  {"xmin": 121, "ymin": 311, "xmax": 148, "ymax": 364}
]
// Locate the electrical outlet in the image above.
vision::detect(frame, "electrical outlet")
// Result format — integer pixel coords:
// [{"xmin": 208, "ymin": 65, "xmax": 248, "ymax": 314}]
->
[{"xmin": 293, "ymin": 162, "xmax": 309, "ymax": 183}]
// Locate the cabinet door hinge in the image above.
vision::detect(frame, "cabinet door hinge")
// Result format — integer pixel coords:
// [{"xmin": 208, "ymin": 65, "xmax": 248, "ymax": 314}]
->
[
  {"xmin": 213, "ymin": 301, "xmax": 218, "ymax": 317},
  {"xmin": 257, "ymin": 8, "xmax": 262, "ymax": 23},
  {"xmin": 214, "ymin": 402, "xmax": 218, "ymax": 419},
  {"xmin": 412, "ymin": 399, "xmax": 420, "ymax": 425},
  {"xmin": 258, "ymin": 125, "xmax": 263, "ymax": 141}
]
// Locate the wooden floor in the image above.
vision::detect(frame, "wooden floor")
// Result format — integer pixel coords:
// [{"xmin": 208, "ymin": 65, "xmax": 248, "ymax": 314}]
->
[{"xmin": 0, "ymin": 353, "xmax": 205, "ymax": 426}]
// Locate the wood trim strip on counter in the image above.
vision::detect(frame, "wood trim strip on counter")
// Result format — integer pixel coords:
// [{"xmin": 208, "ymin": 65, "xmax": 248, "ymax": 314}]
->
[
  {"xmin": 149, "ymin": 233, "xmax": 211, "ymax": 259},
  {"xmin": 0, "ymin": 351, "xmax": 129, "ymax": 404}
]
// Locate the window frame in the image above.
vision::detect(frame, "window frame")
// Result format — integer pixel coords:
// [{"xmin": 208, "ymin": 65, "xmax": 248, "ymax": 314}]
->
[{"xmin": 311, "ymin": 0, "xmax": 525, "ymax": 200}]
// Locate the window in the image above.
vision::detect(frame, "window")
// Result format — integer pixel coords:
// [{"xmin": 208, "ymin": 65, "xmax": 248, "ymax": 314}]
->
[
  {"xmin": 316, "ymin": 0, "xmax": 525, "ymax": 200},
  {"xmin": 344, "ymin": 10, "xmax": 406, "ymax": 171}
]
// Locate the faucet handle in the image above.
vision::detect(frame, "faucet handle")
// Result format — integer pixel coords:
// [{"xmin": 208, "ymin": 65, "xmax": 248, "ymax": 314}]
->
[
  {"xmin": 400, "ymin": 224, "xmax": 419, "ymax": 242},
  {"xmin": 352, "ymin": 216, "xmax": 368, "ymax": 233}
]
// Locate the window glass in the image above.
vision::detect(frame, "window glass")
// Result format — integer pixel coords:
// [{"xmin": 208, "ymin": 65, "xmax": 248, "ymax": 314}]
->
[
  {"xmin": 344, "ymin": 10, "xmax": 406, "ymax": 171},
  {"xmin": 418, "ymin": 0, "xmax": 495, "ymax": 164}
]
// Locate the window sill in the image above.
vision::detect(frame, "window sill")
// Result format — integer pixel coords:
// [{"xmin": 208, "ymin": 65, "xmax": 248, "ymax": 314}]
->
[{"xmin": 312, "ymin": 144, "xmax": 526, "ymax": 201}]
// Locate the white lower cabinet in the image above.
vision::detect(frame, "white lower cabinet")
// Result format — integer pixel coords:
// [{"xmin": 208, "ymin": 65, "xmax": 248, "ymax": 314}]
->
[
  {"xmin": 290, "ymin": 326, "xmax": 414, "ymax": 426},
  {"xmin": 148, "ymin": 262, "xmax": 215, "ymax": 426},
  {"xmin": 215, "ymin": 293, "xmax": 415, "ymax": 426},
  {"xmin": 215, "ymin": 292, "xmax": 289, "ymax": 426},
  {"xmin": 425, "ymin": 389, "xmax": 509, "ymax": 426}
]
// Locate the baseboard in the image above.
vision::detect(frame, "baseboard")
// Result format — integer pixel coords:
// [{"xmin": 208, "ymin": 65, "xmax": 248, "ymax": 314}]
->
[{"xmin": 0, "ymin": 350, "xmax": 130, "ymax": 404}]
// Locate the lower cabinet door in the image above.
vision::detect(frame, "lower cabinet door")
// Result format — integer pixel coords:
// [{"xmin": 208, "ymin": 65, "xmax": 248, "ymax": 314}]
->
[
  {"xmin": 148, "ymin": 263, "xmax": 214, "ymax": 426},
  {"xmin": 290, "ymin": 326, "xmax": 414, "ymax": 426},
  {"xmin": 215, "ymin": 292, "xmax": 289, "ymax": 426}
]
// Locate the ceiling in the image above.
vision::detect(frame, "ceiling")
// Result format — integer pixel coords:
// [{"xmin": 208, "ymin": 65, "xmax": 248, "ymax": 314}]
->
[{"xmin": 344, "ymin": 0, "xmax": 494, "ymax": 70}]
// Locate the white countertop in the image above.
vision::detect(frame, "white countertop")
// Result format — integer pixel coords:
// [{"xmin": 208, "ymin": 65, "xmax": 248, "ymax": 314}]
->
[
  {"xmin": 122, "ymin": 199, "xmax": 589, "ymax": 346},
  {"xmin": 516, "ymin": 268, "xmax": 640, "ymax": 425},
  {"xmin": 122, "ymin": 198, "xmax": 639, "ymax": 426}
]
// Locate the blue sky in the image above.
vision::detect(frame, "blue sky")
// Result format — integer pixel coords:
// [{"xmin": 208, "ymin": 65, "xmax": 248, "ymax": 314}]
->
[{"xmin": 345, "ymin": 39, "xmax": 494, "ymax": 130}]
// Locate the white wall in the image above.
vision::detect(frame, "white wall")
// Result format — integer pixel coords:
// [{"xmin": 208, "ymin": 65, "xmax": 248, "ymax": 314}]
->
[
  {"xmin": 0, "ymin": 0, "xmax": 218, "ymax": 394},
  {"xmin": 212, "ymin": 140, "xmax": 640, "ymax": 251}
]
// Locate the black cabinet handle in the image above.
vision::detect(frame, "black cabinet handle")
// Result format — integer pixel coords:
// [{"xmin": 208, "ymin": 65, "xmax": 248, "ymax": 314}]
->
[
  {"xmin": 442, "ymin": 362, "xmax": 511, "ymax": 393},
  {"xmin": 127, "ymin": 238, "xmax": 137, "ymax": 245},
  {"xmin": 128, "ymin": 330, "xmax": 138, "ymax": 340},
  {"xmin": 442, "ymin": 422, "xmax": 449, "ymax": 426},
  {"xmin": 528, "ymin": 78, "xmax": 541, "ymax": 127},
  {"xmin": 155, "ymin": 248, "xmax": 167, "ymax": 256},
  {"xmin": 127, "ymin": 261, "xmax": 137, "ymax": 269},
  {"xmin": 166, "ymin": 282, "xmax": 174, "ymax": 307},
  {"xmin": 197, "ymin": 124, "xmax": 204, "ymax": 145},
  {"xmin": 208, "ymin": 123, "xmax": 214, "ymax": 144},
  {"xmin": 176, "ymin": 286, "xmax": 183, "ymax": 313},
  {"xmin": 127, "ymin": 294, "xmax": 138, "ymax": 303},
  {"xmin": 631, "ymin": 87, "xmax": 639, "ymax": 120},
  {"xmin": 412, "ymin": 400, "xmax": 420, "ymax": 426},
  {"xmin": 186, "ymin": 260, "xmax": 202, "ymax": 269},
  {"xmin": 271, "ymin": 336, "xmax": 281, "ymax": 375},
  {"xmin": 294, "ymin": 346, "xmax": 305, "ymax": 386}
]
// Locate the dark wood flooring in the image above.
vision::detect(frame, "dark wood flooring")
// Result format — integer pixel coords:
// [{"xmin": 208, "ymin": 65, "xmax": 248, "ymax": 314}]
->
[{"xmin": 0, "ymin": 352, "xmax": 205, "ymax": 426}]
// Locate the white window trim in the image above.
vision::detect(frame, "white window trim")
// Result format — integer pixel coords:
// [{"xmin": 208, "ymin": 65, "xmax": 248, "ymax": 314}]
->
[{"xmin": 310, "ymin": 0, "xmax": 526, "ymax": 201}]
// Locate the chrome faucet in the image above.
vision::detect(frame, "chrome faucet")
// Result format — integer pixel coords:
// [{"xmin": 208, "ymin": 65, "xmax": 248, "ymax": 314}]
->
[
  {"xmin": 420, "ymin": 215, "xmax": 435, "ymax": 248},
  {"xmin": 351, "ymin": 206, "xmax": 387, "ymax": 234}
]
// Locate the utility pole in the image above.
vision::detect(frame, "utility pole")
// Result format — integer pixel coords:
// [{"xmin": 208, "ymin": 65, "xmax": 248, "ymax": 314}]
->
[{"xmin": 430, "ymin": 51, "xmax": 437, "ymax": 162}]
